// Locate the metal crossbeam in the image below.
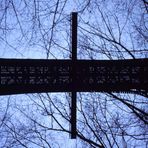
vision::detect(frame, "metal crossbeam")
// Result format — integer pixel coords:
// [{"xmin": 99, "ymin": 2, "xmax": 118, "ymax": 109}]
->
[{"xmin": 0, "ymin": 58, "xmax": 148, "ymax": 95}]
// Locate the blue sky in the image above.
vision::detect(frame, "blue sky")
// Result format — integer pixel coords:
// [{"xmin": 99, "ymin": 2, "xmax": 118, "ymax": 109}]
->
[{"xmin": 0, "ymin": 0, "xmax": 148, "ymax": 147}]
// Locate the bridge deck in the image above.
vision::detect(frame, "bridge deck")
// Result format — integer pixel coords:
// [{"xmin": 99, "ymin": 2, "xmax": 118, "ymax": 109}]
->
[{"xmin": 0, "ymin": 58, "xmax": 148, "ymax": 95}]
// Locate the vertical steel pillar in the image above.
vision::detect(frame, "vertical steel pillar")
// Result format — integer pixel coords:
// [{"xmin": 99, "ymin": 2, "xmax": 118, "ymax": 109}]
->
[{"xmin": 71, "ymin": 12, "xmax": 77, "ymax": 139}]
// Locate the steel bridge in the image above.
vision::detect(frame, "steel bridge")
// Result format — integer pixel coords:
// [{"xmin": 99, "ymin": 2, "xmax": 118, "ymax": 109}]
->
[
  {"xmin": 0, "ymin": 58, "xmax": 148, "ymax": 95},
  {"xmin": 0, "ymin": 12, "xmax": 148, "ymax": 139}
]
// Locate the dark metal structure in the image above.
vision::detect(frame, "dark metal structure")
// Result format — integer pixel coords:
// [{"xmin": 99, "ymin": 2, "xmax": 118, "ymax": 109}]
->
[
  {"xmin": 0, "ymin": 58, "xmax": 148, "ymax": 95},
  {"xmin": 0, "ymin": 12, "xmax": 148, "ymax": 139},
  {"xmin": 71, "ymin": 12, "xmax": 77, "ymax": 139}
]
